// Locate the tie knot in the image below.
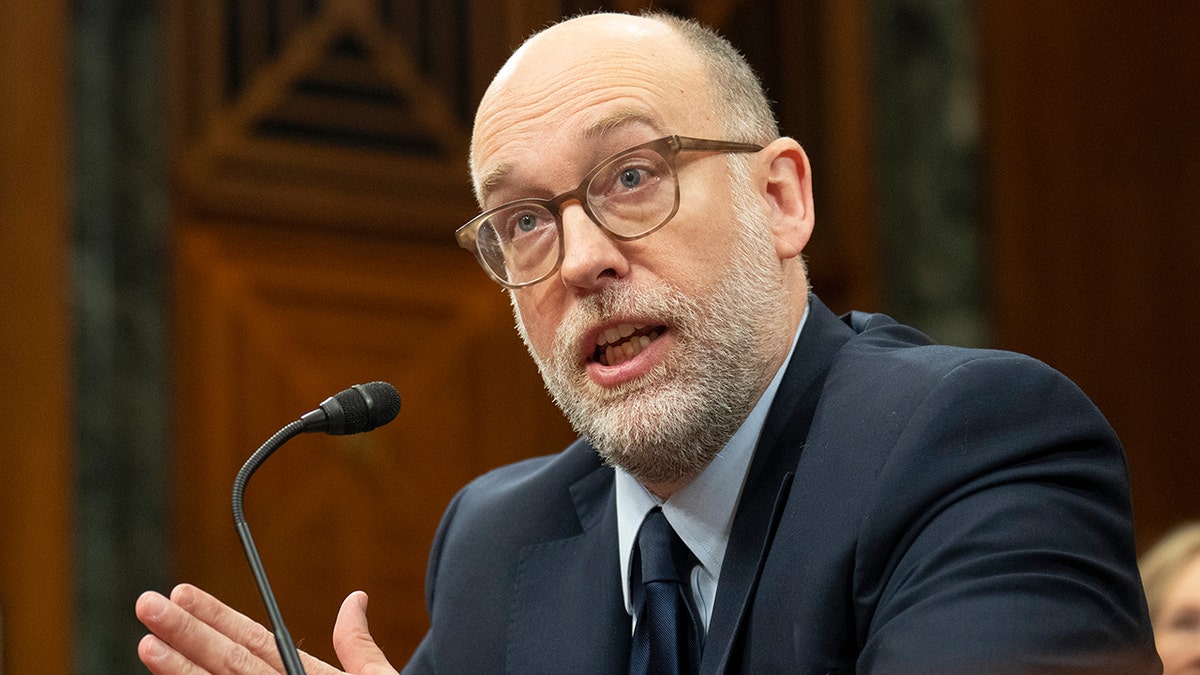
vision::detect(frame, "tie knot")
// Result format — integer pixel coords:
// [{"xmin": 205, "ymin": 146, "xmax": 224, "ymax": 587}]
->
[{"xmin": 637, "ymin": 508, "xmax": 692, "ymax": 585}]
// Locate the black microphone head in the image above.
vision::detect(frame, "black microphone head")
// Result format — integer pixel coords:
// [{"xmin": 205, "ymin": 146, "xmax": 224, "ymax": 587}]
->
[
  {"xmin": 303, "ymin": 381, "xmax": 401, "ymax": 435},
  {"xmin": 344, "ymin": 381, "xmax": 401, "ymax": 433}
]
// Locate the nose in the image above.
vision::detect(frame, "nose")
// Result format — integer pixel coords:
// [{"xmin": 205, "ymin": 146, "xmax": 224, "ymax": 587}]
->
[{"xmin": 556, "ymin": 202, "xmax": 630, "ymax": 291}]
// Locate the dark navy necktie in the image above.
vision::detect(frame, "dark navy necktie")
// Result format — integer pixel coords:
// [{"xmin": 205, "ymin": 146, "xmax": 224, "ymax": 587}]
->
[{"xmin": 629, "ymin": 507, "xmax": 702, "ymax": 675}]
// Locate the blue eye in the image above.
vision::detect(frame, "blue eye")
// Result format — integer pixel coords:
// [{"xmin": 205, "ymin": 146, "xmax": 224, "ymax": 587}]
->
[
  {"xmin": 501, "ymin": 207, "xmax": 553, "ymax": 240},
  {"xmin": 516, "ymin": 213, "xmax": 538, "ymax": 233},
  {"xmin": 618, "ymin": 168, "xmax": 644, "ymax": 189}
]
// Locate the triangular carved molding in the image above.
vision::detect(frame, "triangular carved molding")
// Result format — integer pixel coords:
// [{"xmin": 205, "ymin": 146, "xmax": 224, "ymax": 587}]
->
[{"xmin": 170, "ymin": 0, "xmax": 476, "ymax": 237}]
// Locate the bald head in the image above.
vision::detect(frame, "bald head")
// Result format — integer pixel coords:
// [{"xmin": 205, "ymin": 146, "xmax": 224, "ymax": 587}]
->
[
  {"xmin": 470, "ymin": 12, "xmax": 777, "ymax": 204},
  {"xmin": 486, "ymin": 13, "xmax": 683, "ymax": 100}
]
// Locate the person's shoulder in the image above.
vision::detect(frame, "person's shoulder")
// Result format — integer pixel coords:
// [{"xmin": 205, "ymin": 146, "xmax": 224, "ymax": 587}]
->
[
  {"xmin": 819, "ymin": 309, "xmax": 1112, "ymax": 442},
  {"xmin": 462, "ymin": 437, "xmax": 600, "ymax": 495},
  {"xmin": 835, "ymin": 309, "xmax": 1070, "ymax": 391},
  {"xmin": 446, "ymin": 438, "xmax": 606, "ymax": 527}
]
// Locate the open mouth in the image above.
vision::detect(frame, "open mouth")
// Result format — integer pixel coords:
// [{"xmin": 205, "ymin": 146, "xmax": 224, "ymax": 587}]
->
[{"xmin": 592, "ymin": 322, "xmax": 667, "ymax": 367}]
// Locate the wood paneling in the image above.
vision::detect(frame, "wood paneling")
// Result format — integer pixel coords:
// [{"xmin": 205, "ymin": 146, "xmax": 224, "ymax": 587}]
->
[
  {"xmin": 980, "ymin": 1, "xmax": 1200, "ymax": 548},
  {"xmin": 0, "ymin": 1, "xmax": 74, "ymax": 673},
  {"xmin": 171, "ymin": 223, "xmax": 574, "ymax": 661},
  {"xmin": 167, "ymin": 0, "xmax": 478, "ymax": 236}
]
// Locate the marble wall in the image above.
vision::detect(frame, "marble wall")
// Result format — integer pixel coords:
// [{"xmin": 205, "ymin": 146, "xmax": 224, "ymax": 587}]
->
[
  {"xmin": 72, "ymin": 1, "xmax": 169, "ymax": 672},
  {"xmin": 872, "ymin": 0, "xmax": 987, "ymax": 346}
]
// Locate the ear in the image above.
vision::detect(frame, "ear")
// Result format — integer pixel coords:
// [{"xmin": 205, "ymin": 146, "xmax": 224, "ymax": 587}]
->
[{"xmin": 759, "ymin": 137, "xmax": 815, "ymax": 261}]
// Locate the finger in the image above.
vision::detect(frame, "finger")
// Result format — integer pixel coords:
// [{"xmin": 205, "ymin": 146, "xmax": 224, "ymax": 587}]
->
[
  {"xmin": 169, "ymin": 584, "xmax": 286, "ymax": 670},
  {"xmin": 331, "ymin": 592, "xmax": 397, "ymax": 674},
  {"xmin": 169, "ymin": 584, "xmax": 347, "ymax": 675},
  {"xmin": 138, "ymin": 633, "xmax": 210, "ymax": 675},
  {"xmin": 137, "ymin": 586, "xmax": 277, "ymax": 674}
]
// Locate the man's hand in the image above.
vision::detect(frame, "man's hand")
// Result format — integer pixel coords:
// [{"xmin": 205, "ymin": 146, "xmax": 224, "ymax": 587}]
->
[{"xmin": 136, "ymin": 583, "xmax": 397, "ymax": 674}]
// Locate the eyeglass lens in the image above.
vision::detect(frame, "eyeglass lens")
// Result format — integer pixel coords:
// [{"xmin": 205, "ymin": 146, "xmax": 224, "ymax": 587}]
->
[{"xmin": 475, "ymin": 145, "xmax": 678, "ymax": 286}]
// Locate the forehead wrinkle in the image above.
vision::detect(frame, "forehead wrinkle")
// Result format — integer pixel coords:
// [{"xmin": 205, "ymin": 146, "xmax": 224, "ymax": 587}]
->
[{"xmin": 475, "ymin": 109, "xmax": 667, "ymax": 206}]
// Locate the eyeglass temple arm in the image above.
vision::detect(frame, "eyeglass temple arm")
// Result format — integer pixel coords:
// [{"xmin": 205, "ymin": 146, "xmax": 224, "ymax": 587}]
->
[{"xmin": 674, "ymin": 136, "xmax": 764, "ymax": 153}]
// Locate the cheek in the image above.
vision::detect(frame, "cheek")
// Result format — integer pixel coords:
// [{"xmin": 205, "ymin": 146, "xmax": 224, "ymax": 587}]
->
[
  {"xmin": 655, "ymin": 194, "xmax": 754, "ymax": 284},
  {"xmin": 514, "ymin": 290, "xmax": 564, "ymax": 356},
  {"xmin": 649, "ymin": 232, "xmax": 735, "ymax": 296}
]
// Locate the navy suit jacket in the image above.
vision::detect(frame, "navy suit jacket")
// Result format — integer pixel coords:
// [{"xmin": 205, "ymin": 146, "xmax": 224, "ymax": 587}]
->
[{"xmin": 402, "ymin": 297, "xmax": 1159, "ymax": 673}]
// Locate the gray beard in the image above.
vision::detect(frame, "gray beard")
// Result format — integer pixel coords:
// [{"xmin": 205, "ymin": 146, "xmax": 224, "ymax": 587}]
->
[{"xmin": 514, "ymin": 191, "xmax": 793, "ymax": 485}]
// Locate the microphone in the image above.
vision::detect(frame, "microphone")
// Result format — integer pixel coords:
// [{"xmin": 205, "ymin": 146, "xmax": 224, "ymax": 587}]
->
[
  {"xmin": 299, "ymin": 381, "xmax": 402, "ymax": 435},
  {"xmin": 231, "ymin": 382, "xmax": 401, "ymax": 675}
]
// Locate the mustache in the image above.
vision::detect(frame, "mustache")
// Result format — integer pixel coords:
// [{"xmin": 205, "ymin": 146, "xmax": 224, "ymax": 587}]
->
[{"xmin": 548, "ymin": 279, "xmax": 694, "ymax": 367}]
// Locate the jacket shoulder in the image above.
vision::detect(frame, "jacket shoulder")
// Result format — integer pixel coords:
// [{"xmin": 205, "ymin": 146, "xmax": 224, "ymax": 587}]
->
[{"xmin": 440, "ymin": 438, "xmax": 604, "ymax": 539}]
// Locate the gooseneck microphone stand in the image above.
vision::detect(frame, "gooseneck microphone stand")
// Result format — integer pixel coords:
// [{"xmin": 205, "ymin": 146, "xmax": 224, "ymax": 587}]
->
[
  {"xmin": 232, "ymin": 419, "xmax": 308, "ymax": 675},
  {"xmin": 230, "ymin": 381, "xmax": 400, "ymax": 675}
]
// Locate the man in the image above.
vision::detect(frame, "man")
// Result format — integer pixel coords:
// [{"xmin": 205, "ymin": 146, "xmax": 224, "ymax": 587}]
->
[{"xmin": 137, "ymin": 11, "xmax": 1159, "ymax": 674}]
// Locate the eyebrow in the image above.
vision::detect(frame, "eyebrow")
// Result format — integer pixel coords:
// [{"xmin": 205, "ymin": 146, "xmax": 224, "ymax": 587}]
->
[
  {"xmin": 476, "ymin": 163, "xmax": 512, "ymax": 206},
  {"xmin": 581, "ymin": 108, "xmax": 665, "ymax": 140},
  {"xmin": 476, "ymin": 108, "xmax": 666, "ymax": 205}
]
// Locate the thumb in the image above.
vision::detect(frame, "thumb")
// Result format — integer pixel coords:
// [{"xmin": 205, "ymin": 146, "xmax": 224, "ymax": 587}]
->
[{"xmin": 332, "ymin": 591, "xmax": 397, "ymax": 674}]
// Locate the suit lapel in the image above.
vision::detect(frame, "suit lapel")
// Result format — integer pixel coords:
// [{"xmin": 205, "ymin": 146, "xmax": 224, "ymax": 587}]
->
[
  {"xmin": 701, "ymin": 297, "xmax": 855, "ymax": 674},
  {"xmin": 506, "ymin": 459, "xmax": 631, "ymax": 674}
]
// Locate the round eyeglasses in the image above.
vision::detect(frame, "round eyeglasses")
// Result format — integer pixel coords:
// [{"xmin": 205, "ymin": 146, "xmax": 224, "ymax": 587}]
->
[{"xmin": 455, "ymin": 135, "xmax": 764, "ymax": 289}]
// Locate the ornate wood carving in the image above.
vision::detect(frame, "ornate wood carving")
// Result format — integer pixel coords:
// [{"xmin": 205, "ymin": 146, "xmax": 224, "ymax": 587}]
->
[{"xmin": 170, "ymin": 0, "xmax": 478, "ymax": 235}]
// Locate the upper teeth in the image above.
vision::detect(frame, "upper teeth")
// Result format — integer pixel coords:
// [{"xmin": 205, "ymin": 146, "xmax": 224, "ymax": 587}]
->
[{"xmin": 598, "ymin": 323, "xmax": 641, "ymax": 347}]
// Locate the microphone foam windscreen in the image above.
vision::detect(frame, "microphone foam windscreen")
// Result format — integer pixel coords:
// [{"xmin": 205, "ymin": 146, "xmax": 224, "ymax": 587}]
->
[
  {"xmin": 334, "ymin": 381, "xmax": 401, "ymax": 434},
  {"xmin": 363, "ymin": 381, "xmax": 401, "ymax": 428}
]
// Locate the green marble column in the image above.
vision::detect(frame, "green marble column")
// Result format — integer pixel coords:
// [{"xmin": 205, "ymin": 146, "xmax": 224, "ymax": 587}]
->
[
  {"xmin": 872, "ymin": 0, "xmax": 987, "ymax": 346},
  {"xmin": 72, "ymin": 1, "xmax": 168, "ymax": 672}
]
